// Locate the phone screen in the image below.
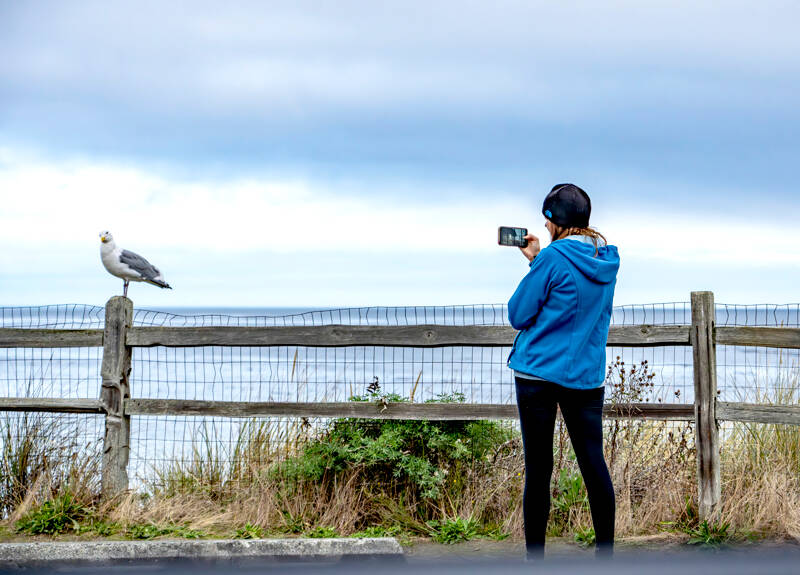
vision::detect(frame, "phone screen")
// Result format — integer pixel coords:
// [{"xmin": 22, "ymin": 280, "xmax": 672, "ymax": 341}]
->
[{"xmin": 498, "ymin": 226, "xmax": 528, "ymax": 247}]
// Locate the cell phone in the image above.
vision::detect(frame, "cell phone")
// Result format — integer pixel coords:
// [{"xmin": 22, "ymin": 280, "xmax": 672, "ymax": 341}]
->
[{"xmin": 498, "ymin": 226, "xmax": 528, "ymax": 248}]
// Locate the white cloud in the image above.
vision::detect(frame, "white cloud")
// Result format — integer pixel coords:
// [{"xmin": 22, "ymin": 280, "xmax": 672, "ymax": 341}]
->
[
  {"xmin": 604, "ymin": 214, "xmax": 800, "ymax": 267},
  {"xmin": 1, "ymin": 153, "xmax": 799, "ymax": 306},
  {"xmin": 0, "ymin": 153, "xmax": 521, "ymax": 259},
  {"xmin": 2, "ymin": 153, "xmax": 798, "ymax": 267}
]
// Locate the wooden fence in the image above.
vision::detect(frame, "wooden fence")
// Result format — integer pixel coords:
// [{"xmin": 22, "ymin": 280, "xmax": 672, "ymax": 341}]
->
[{"xmin": 1, "ymin": 291, "xmax": 799, "ymax": 519}]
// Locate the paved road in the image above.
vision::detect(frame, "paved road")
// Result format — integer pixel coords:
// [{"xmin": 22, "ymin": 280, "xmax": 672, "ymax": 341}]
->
[{"xmin": 5, "ymin": 547, "xmax": 800, "ymax": 574}]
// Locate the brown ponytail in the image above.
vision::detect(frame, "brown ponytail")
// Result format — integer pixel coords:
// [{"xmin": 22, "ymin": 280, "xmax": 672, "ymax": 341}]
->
[{"xmin": 550, "ymin": 225, "xmax": 608, "ymax": 256}]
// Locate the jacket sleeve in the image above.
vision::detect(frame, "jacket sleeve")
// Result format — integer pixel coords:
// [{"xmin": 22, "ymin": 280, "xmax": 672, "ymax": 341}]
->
[{"xmin": 507, "ymin": 249, "xmax": 557, "ymax": 330}]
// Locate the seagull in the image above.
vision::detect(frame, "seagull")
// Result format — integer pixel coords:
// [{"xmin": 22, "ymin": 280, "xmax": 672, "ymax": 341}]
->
[{"xmin": 99, "ymin": 231, "xmax": 172, "ymax": 297}]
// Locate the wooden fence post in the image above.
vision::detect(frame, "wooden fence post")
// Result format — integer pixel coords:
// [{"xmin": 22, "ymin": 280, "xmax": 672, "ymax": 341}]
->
[
  {"xmin": 691, "ymin": 291, "xmax": 720, "ymax": 519},
  {"xmin": 100, "ymin": 296, "xmax": 133, "ymax": 498}
]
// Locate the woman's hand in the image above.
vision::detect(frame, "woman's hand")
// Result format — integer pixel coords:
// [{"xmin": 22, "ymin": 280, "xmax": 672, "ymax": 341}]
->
[{"xmin": 520, "ymin": 233, "xmax": 541, "ymax": 262}]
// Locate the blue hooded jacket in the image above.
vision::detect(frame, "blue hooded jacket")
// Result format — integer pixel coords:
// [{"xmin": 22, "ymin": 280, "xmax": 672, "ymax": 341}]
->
[{"xmin": 507, "ymin": 236, "xmax": 620, "ymax": 389}]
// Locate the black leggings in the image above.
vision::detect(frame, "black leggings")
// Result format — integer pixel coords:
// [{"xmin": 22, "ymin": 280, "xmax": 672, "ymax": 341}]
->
[{"xmin": 515, "ymin": 377, "xmax": 615, "ymax": 556}]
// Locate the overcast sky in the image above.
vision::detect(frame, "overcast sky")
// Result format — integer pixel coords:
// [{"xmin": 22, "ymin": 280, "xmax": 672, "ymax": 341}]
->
[{"xmin": 1, "ymin": 1, "xmax": 798, "ymax": 308}]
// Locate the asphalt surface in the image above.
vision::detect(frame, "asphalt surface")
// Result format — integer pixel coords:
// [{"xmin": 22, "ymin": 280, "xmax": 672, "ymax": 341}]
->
[{"xmin": 3, "ymin": 547, "xmax": 800, "ymax": 574}]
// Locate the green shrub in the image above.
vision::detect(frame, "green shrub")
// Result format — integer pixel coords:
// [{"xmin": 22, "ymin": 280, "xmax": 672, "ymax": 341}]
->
[
  {"xmin": 234, "ymin": 523, "xmax": 264, "ymax": 539},
  {"xmin": 686, "ymin": 520, "xmax": 731, "ymax": 547},
  {"xmin": 279, "ymin": 510, "xmax": 307, "ymax": 534},
  {"xmin": 127, "ymin": 523, "xmax": 168, "ymax": 540},
  {"xmin": 574, "ymin": 526, "xmax": 596, "ymax": 547},
  {"xmin": 547, "ymin": 468, "xmax": 589, "ymax": 536},
  {"xmin": 425, "ymin": 517, "xmax": 509, "ymax": 544},
  {"xmin": 175, "ymin": 525, "xmax": 205, "ymax": 539},
  {"xmin": 427, "ymin": 517, "xmax": 479, "ymax": 544},
  {"xmin": 15, "ymin": 493, "xmax": 92, "ymax": 535},
  {"xmin": 91, "ymin": 521, "xmax": 121, "ymax": 537},
  {"xmin": 273, "ymin": 391, "xmax": 511, "ymax": 501},
  {"xmin": 306, "ymin": 526, "xmax": 339, "ymax": 538},
  {"xmin": 127, "ymin": 523, "xmax": 205, "ymax": 540},
  {"xmin": 77, "ymin": 520, "xmax": 121, "ymax": 537}
]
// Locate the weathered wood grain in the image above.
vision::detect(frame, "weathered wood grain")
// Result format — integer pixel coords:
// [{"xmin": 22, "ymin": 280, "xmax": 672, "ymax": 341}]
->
[
  {"xmin": 127, "ymin": 325, "xmax": 514, "ymax": 348},
  {"xmin": 125, "ymin": 399, "xmax": 518, "ymax": 420},
  {"xmin": 0, "ymin": 329, "xmax": 103, "ymax": 348},
  {"xmin": 716, "ymin": 326, "xmax": 800, "ymax": 349},
  {"xmin": 717, "ymin": 402, "xmax": 800, "ymax": 425},
  {"xmin": 0, "ymin": 395, "xmax": 788, "ymax": 425},
  {"xmin": 7, "ymin": 324, "xmax": 800, "ymax": 351},
  {"xmin": 691, "ymin": 291, "xmax": 720, "ymax": 520},
  {"xmin": 607, "ymin": 325, "xmax": 691, "ymax": 346},
  {"xmin": 604, "ymin": 403, "xmax": 695, "ymax": 420},
  {"xmin": 0, "ymin": 397, "xmax": 104, "ymax": 413},
  {"xmin": 100, "ymin": 297, "xmax": 133, "ymax": 498},
  {"xmin": 125, "ymin": 399, "xmax": 694, "ymax": 421},
  {"xmin": 126, "ymin": 324, "xmax": 691, "ymax": 348}
]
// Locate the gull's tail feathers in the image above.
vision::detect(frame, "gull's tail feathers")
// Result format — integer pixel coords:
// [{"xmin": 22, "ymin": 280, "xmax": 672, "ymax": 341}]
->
[{"xmin": 146, "ymin": 279, "xmax": 172, "ymax": 289}]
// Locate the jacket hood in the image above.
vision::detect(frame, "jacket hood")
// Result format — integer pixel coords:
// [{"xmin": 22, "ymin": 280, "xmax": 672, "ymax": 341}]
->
[{"xmin": 548, "ymin": 238, "xmax": 620, "ymax": 284}]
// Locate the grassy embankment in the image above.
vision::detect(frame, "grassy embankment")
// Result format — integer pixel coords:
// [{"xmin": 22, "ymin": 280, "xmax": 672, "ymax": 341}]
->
[{"xmin": 1, "ymin": 360, "xmax": 798, "ymax": 546}]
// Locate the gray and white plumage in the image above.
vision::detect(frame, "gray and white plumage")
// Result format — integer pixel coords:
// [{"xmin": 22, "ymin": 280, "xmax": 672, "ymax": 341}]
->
[{"xmin": 99, "ymin": 231, "xmax": 172, "ymax": 296}]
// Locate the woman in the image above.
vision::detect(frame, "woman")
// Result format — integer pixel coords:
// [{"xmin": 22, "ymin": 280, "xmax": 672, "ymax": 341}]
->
[{"xmin": 507, "ymin": 183, "xmax": 619, "ymax": 559}]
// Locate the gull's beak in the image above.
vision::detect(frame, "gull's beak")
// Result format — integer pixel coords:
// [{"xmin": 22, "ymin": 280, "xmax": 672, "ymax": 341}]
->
[{"xmin": 100, "ymin": 236, "xmax": 107, "ymax": 243}]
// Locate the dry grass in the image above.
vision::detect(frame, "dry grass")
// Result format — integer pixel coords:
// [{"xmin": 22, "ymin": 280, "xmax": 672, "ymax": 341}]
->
[
  {"xmin": 2, "ymin": 365, "xmax": 798, "ymax": 544},
  {"xmin": 110, "ymin": 414, "xmax": 696, "ymax": 541},
  {"xmin": 608, "ymin": 418, "xmax": 696, "ymax": 535},
  {"xmin": 106, "ymin": 414, "xmax": 525, "ymax": 538},
  {"xmin": 0, "ymin": 412, "xmax": 101, "ymax": 522},
  {"xmin": 714, "ymin": 367, "xmax": 800, "ymax": 539}
]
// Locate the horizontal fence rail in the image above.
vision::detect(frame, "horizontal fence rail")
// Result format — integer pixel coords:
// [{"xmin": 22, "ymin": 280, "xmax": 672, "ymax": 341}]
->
[
  {"xmin": 715, "ymin": 326, "xmax": 800, "ymax": 349},
  {"xmin": 125, "ymin": 324, "xmax": 693, "ymax": 348},
  {"xmin": 2, "ymin": 324, "xmax": 798, "ymax": 349},
  {"xmin": 123, "ymin": 399, "xmax": 697, "ymax": 421},
  {"xmin": 2, "ymin": 396, "xmax": 797, "ymax": 425},
  {"xmin": 0, "ymin": 397, "xmax": 104, "ymax": 414},
  {"xmin": 717, "ymin": 402, "xmax": 800, "ymax": 426},
  {"xmin": 0, "ymin": 328, "xmax": 104, "ymax": 348},
  {"xmin": 1, "ymin": 292, "xmax": 799, "ymax": 520}
]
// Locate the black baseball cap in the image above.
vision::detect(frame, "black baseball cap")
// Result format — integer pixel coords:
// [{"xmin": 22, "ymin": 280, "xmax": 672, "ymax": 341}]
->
[{"xmin": 542, "ymin": 183, "xmax": 591, "ymax": 228}]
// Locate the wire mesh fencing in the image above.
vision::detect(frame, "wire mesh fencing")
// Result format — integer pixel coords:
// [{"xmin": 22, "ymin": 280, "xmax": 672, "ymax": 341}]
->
[
  {"xmin": 0, "ymin": 301, "xmax": 797, "ymax": 501},
  {"xmin": 717, "ymin": 303, "xmax": 800, "ymax": 404},
  {"xmin": 129, "ymin": 304, "xmax": 514, "ymax": 491},
  {"xmin": 0, "ymin": 305, "xmax": 104, "ymax": 400},
  {"xmin": 126, "ymin": 302, "xmax": 701, "ymax": 493}
]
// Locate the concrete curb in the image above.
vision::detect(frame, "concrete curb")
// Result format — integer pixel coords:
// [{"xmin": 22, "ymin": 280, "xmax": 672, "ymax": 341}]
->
[{"xmin": 0, "ymin": 537, "xmax": 404, "ymax": 568}]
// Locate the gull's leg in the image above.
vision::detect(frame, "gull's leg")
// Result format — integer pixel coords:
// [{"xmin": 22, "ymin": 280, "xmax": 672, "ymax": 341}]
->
[{"xmin": 123, "ymin": 280, "xmax": 129, "ymax": 298}]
